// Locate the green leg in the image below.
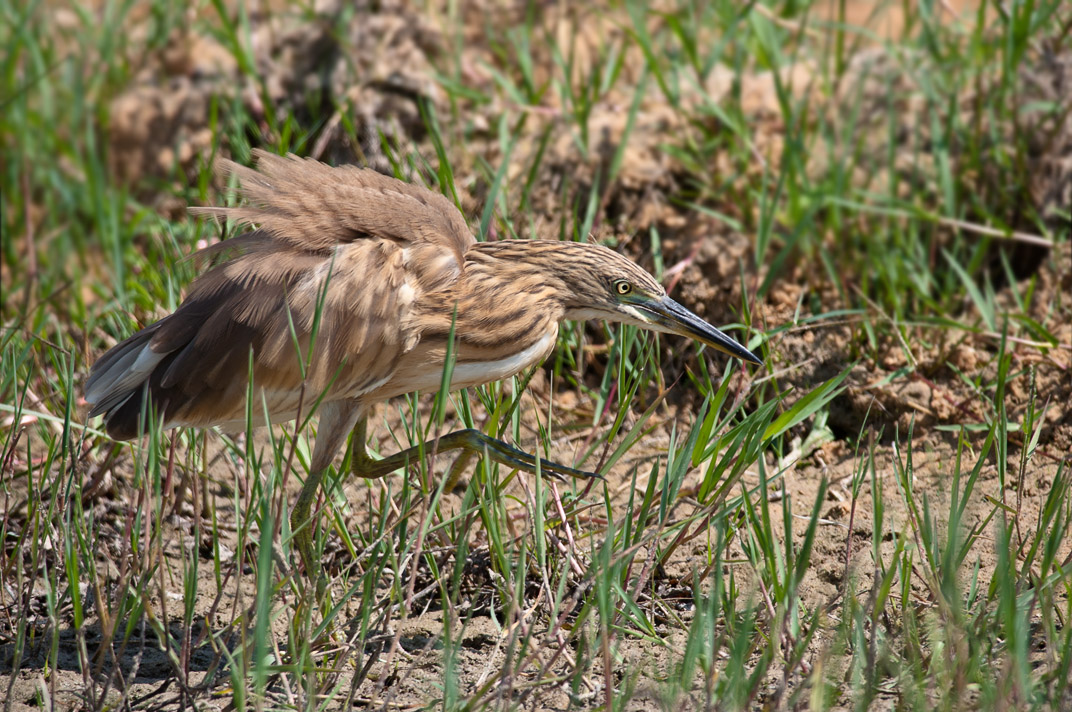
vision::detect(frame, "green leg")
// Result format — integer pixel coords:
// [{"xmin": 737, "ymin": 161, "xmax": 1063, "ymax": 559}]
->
[
  {"xmin": 290, "ymin": 465, "xmax": 328, "ymax": 601},
  {"xmin": 350, "ymin": 420, "xmax": 602, "ymax": 482},
  {"xmin": 289, "ymin": 401, "xmax": 362, "ymax": 606},
  {"xmin": 292, "ymin": 408, "xmax": 602, "ymax": 605}
]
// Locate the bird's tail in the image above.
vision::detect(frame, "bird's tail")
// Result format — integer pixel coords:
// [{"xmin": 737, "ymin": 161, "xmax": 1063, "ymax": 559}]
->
[{"xmin": 85, "ymin": 325, "xmax": 167, "ymax": 440}]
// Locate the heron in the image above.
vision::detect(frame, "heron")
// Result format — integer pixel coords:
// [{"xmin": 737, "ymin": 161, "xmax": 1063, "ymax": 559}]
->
[{"xmin": 85, "ymin": 150, "xmax": 762, "ymax": 590}]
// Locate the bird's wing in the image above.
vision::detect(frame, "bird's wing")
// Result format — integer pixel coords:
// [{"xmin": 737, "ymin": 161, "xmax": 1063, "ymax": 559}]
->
[
  {"xmin": 194, "ymin": 150, "xmax": 475, "ymax": 260},
  {"xmin": 86, "ymin": 152, "xmax": 475, "ymax": 438}
]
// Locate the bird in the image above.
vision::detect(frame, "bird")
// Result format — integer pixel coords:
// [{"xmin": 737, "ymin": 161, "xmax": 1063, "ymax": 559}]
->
[{"xmin": 85, "ymin": 150, "xmax": 762, "ymax": 594}]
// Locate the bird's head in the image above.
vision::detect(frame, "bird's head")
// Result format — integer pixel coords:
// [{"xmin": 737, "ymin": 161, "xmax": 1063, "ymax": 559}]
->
[{"xmin": 555, "ymin": 242, "xmax": 763, "ymax": 365}]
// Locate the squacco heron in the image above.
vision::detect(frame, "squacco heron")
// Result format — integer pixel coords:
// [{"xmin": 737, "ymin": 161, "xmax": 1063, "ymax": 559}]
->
[{"xmin": 86, "ymin": 150, "xmax": 762, "ymax": 585}]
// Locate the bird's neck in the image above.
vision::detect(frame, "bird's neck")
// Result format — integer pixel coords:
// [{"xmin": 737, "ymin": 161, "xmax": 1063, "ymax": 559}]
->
[
  {"xmin": 463, "ymin": 240, "xmax": 577, "ymax": 308},
  {"xmin": 454, "ymin": 244, "xmax": 567, "ymax": 345},
  {"xmin": 404, "ymin": 242, "xmax": 566, "ymax": 362}
]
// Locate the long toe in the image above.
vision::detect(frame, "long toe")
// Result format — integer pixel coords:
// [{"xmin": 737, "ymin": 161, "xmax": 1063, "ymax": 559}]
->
[{"xmin": 537, "ymin": 458, "xmax": 602, "ymax": 481}]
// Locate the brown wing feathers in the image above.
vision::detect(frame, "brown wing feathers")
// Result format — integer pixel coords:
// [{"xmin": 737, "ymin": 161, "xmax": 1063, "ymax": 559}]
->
[
  {"xmin": 192, "ymin": 151, "xmax": 473, "ymax": 259},
  {"xmin": 86, "ymin": 151, "xmax": 474, "ymax": 439}
]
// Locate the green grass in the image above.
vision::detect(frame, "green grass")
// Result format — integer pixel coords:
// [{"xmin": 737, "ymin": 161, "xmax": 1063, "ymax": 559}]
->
[{"xmin": 2, "ymin": 0, "xmax": 1069, "ymax": 710}]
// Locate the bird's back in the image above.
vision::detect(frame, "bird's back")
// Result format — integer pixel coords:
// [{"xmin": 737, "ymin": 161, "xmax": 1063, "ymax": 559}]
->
[{"xmin": 86, "ymin": 151, "xmax": 475, "ymax": 438}]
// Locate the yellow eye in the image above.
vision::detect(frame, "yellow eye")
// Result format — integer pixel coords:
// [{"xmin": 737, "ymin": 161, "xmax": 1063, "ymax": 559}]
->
[{"xmin": 615, "ymin": 281, "xmax": 632, "ymax": 295}]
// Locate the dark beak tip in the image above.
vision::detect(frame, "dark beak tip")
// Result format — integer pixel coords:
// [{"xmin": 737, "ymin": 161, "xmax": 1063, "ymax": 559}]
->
[
  {"xmin": 725, "ymin": 341, "xmax": 763, "ymax": 366},
  {"xmin": 654, "ymin": 296, "xmax": 763, "ymax": 366},
  {"xmin": 741, "ymin": 343, "xmax": 764, "ymax": 365},
  {"xmin": 714, "ymin": 334, "xmax": 764, "ymax": 366}
]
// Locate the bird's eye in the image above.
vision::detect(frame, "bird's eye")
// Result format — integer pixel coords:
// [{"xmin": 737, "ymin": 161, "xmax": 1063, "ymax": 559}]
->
[{"xmin": 615, "ymin": 281, "xmax": 633, "ymax": 296}]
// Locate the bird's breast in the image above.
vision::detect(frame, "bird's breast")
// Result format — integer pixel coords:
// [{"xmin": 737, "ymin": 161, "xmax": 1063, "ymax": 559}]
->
[
  {"xmin": 446, "ymin": 327, "xmax": 558, "ymax": 389},
  {"xmin": 365, "ymin": 323, "xmax": 559, "ymax": 401}
]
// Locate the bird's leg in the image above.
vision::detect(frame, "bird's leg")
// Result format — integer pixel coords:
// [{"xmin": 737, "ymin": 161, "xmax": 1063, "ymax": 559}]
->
[
  {"xmin": 348, "ymin": 416, "xmax": 379, "ymax": 477},
  {"xmin": 350, "ymin": 420, "xmax": 600, "ymax": 482},
  {"xmin": 290, "ymin": 470, "xmax": 325, "ymax": 599},
  {"xmin": 291, "ymin": 401, "xmax": 362, "ymax": 604},
  {"xmin": 290, "ymin": 409, "xmax": 598, "ymax": 605},
  {"xmin": 443, "ymin": 450, "xmax": 477, "ymax": 492}
]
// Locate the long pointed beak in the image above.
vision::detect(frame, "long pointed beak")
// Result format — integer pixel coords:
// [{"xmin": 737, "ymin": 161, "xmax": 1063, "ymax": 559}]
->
[{"xmin": 639, "ymin": 296, "xmax": 763, "ymax": 365}]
